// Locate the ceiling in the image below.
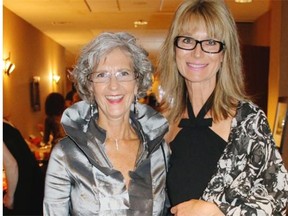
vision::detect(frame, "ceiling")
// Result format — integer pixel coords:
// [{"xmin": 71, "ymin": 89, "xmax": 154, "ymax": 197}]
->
[{"xmin": 3, "ymin": 0, "xmax": 271, "ymax": 62}]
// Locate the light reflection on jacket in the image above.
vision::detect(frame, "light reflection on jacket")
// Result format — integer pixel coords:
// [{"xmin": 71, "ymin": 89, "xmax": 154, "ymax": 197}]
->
[{"xmin": 43, "ymin": 101, "xmax": 170, "ymax": 216}]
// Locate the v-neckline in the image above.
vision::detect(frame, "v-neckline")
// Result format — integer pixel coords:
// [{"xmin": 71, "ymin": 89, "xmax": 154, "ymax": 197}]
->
[{"xmin": 178, "ymin": 94, "xmax": 214, "ymax": 128}]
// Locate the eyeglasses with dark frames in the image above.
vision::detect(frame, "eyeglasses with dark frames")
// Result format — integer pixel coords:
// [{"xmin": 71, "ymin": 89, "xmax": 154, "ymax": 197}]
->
[
  {"xmin": 87, "ymin": 70, "xmax": 137, "ymax": 83},
  {"xmin": 174, "ymin": 36, "xmax": 225, "ymax": 54}
]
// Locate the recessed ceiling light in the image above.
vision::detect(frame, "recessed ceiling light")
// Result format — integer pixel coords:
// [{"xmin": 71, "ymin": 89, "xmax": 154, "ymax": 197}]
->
[
  {"xmin": 134, "ymin": 20, "xmax": 148, "ymax": 28},
  {"xmin": 235, "ymin": 0, "xmax": 252, "ymax": 3}
]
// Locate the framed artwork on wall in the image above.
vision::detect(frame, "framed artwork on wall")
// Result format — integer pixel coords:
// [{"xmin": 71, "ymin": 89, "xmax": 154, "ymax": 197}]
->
[
  {"xmin": 30, "ymin": 76, "xmax": 41, "ymax": 112},
  {"xmin": 272, "ymin": 97, "xmax": 288, "ymax": 153}
]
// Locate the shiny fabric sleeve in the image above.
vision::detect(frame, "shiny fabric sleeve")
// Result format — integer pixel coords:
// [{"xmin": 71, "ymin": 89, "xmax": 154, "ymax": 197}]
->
[
  {"xmin": 161, "ymin": 141, "xmax": 171, "ymax": 216},
  {"xmin": 203, "ymin": 105, "xmax": 288, "ymax": 215},
  {"xmin": 43, "ymin": 142, "xmax": 71, "ymax": 216}
]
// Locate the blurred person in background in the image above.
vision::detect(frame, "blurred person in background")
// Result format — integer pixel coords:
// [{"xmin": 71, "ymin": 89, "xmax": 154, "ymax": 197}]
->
[
  {"xmin": 43, "ymin": 32, "xmax": 170, "ymax": 215},
  {"xmin": 65, "ymin": 89, "xmax": 81, "ymax": 108},
  {"xmin": 157, "ymin": 0, "xmax": 288, "ymax": 215},
  {"xmin": 43, "ymin": 92, "xmax": 66, "ymax": 146},
  {"xmin": 65, "ymin": 89, "xmax": 76, "ymax": 108},
  {"xmin": 3, "ymin": 119, "xmax": 44, "ymax": 215}
]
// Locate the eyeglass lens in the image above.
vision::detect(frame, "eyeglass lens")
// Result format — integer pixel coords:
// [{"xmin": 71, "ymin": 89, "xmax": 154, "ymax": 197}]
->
[{"xmin": 88, "ymin": 71, "xmax": 136, "ymax": 83}]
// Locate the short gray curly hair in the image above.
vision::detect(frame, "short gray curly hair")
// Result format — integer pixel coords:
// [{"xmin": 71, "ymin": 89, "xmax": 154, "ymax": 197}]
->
[{"xmin": 71, "ymin": 32, "xmax": 153, "ymax": 104}]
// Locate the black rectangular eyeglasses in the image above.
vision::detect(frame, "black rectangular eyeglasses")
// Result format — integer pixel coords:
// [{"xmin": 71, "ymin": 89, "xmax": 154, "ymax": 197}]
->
[{"xmin": 174, "ymin": 36, "xmax": 225, "ymax": 54}]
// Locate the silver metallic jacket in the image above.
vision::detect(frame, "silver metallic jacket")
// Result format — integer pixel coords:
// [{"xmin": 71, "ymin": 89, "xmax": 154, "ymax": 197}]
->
[{"xmin": 43, "ymin": 101, "xmax": 170, "ymax": 216}]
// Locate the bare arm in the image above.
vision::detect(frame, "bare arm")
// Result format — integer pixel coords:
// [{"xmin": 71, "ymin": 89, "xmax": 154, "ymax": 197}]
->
[{"xmin": 3, "ymin": 143, "xmax": 19, "ymax": 209}]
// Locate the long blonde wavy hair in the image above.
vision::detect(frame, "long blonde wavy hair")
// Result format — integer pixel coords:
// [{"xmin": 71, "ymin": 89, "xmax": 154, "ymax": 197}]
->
[{"xmin": 157, "ymin": 0, "xmax": 247, "ymax": 123}]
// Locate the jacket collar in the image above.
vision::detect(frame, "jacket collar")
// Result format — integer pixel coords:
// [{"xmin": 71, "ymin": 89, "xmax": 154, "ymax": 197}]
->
[{"xmin": 61, "ymin": 100, "xmax": 168, "ymax": 158}]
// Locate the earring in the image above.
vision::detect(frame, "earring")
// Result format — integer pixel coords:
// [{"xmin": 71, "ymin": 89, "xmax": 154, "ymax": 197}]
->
[
  {"xmin": 90, "ymin": 103, "xmax": 95, "ymax": 117},
  {"xmin": 133, "ymin": 95, "xmax": 139, "ymax": 117}
]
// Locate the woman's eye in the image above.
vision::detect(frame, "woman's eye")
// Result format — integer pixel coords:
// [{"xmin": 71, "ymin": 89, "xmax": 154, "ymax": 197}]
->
[
  {"xmin": 119, "ymin": 71, "xmax": 131, "ymax": 77},
  {"xmin": 96, "ymin": 72, "xmax": 107, "ymax": 78},
  {"xmin": 183, "ymin": 37, "xmax": 193, "ymax": 44},
  {"xmin": 207, "ymin": 40, "xmax": 217, "ymax": 46}
]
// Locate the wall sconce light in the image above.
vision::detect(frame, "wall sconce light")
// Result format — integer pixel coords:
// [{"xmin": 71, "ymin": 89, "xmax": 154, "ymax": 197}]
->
[
  {"xmin": 52, "ymin": 74, "xmax": 61, "ymax": 83},
  {"xmin": 3, "ymin": 52, "xmax": 16, "ymax": 76}
]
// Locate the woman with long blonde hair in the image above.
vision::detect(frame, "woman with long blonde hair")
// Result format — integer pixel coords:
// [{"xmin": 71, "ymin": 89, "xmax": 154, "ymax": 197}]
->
[{"xmin": 157, "ymin": 0, "xmax": 288, "ymax": 215}]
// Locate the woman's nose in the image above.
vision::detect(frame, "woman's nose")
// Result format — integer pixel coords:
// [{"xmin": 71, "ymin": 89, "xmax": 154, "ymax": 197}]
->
[
  {"xmin": 192, "ymin": 43, "xmax": 203, "ymax": 58},
  {"xmin": 107, "ymin": 75, "xmax": 119, "ymax": 89}
]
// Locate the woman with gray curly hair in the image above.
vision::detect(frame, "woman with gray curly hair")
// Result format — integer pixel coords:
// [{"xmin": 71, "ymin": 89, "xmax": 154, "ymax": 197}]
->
[{"xmin": 43, "ymin": 32, "xmax": 170, "ymax": 215}]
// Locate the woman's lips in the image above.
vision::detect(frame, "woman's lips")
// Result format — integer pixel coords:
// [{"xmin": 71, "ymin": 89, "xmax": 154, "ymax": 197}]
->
[
  {"xmin": 187, "ymin": 63, "xmax": 207, "ymax": 70},
  {"xmin": 105, "ymin": 95, "xmax": 124, "ymax": 103}
]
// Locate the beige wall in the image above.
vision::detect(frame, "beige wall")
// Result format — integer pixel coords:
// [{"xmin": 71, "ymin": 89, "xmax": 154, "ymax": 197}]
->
[
  {"xmin": 3, "ymin": 7, "xmax": 68, "ymax": 139},
  {"xmin": 249, "ymin": 1, "xmax": 288, "ymax": 166},
  {"xmin": 237, "ymin": 11, "xmax": 270, "ymax": 47},
  {"xmin": 263, "ymin": 0, "xmax": 288, "ymax": 127},
  {"xmin": 267, "ymin": 1, "xmax": 281, "ymax": 128},
  {"xmin": 238, "ymin": 3, "xmax": 288, "ymax": 166},
  {"xmin": 251, "ymin": 11, "xmax": 270, "ymax": 47},
  {"xmin": 279, "ymin": 1, "xmax": 288, "ymax": 98},
  {"xmin": 238, "ymin": 5, "xmax": 287, "ymax": 128},
  {"xmin": 267, "ymin": 1, "xmax": 288, "ymax": 163}
]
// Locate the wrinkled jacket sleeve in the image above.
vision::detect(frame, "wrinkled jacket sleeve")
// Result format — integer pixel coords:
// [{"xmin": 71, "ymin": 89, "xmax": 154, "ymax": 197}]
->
[
  {"xmin": 162, "ymin": 141, "xmax": 171, "ymax": 216},
  {"xmin": 203, "ymin": 107, "xmax": 288, "ymax": 215},
  {"xmin": 43, "ymin": 142, "xmax": 71, "ymax": 215}
]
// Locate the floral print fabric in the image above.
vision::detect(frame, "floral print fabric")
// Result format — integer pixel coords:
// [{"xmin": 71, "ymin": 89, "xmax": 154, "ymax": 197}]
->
[{"xmin": 202, "ymin": 101, "xmax": 288, "ymax": 215}]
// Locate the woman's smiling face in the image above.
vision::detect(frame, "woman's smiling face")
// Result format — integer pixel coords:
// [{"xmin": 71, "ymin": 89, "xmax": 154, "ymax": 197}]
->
[
  {"xmin": 92, "ymin": 48, "xmax": 138, "ymax": 121},
  {"xmin": 175, "ymin": 22, "xmax": 224, "ymax": 87}
]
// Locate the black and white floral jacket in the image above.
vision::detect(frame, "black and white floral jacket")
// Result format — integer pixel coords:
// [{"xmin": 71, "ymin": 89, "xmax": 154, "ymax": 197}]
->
[{"xmin": 202, "ymin": 101, "xmax": 288, "ymax": 215}]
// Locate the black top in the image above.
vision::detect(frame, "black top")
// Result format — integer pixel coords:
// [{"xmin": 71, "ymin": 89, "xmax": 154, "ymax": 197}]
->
[
  {"xmin": 3, "ymin": 122, "xmax": 44, "ymax": 215},
  {"xmin": 167, "ymin": 97, "xmax": 226, "ymax": 206}
]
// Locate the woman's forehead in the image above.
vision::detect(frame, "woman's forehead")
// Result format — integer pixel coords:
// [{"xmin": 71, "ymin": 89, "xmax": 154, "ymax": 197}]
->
[{"xmin": 179, "ymin": 14, "xmax": 223, "ymax": 39}]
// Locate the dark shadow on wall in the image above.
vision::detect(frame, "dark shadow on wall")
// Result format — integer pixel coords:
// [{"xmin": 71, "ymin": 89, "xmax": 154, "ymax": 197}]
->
[{"xmin": 242, "ymin": 45, "xmax": 269, "ymax": 114}]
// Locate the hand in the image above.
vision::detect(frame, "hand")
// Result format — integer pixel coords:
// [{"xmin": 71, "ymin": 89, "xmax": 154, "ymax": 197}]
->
[
  {"xmin": 170, "ymin": 199, "xmax": 224, "ymax": 216},
  {"xmin": 3, "ymin": 193, "xmax": 14, "ymax": 209}
]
